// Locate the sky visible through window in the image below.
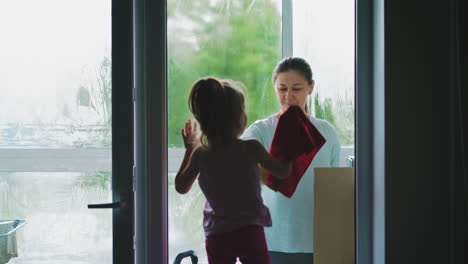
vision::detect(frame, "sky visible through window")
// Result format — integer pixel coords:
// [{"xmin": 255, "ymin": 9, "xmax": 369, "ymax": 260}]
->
[{"xmin": 0, "ymin": 0, "xmax": 111, "ymax": 124}]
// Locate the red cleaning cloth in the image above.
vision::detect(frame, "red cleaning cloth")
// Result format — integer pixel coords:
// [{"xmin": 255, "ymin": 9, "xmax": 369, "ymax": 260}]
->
[{"xmin": 265, "ymin": 105, "xmax": 326, "ymax": 198}]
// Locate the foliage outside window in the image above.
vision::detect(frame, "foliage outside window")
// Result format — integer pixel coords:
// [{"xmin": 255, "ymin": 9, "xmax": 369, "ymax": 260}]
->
[
  {"xmin": 168, "ymin": 0, "xmax": 354, "ymax": 148},
  {"xmin": 168, "ymin": 0, "xmax": 282, "ymax": 148}
]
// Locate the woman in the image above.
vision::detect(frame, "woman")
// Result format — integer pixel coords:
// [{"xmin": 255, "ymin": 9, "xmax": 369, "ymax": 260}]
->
[{"xmin": 242, "ymin": 57, "xmax": 341, "ymax": 263}]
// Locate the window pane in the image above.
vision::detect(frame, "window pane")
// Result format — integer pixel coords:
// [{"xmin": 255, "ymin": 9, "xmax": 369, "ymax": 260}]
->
[
  {"xmin": 167, "ymin": 0, "xmax": 282, "ymax": 148},
  {"xmin": 292, "ymin": 0, "xmax": 355, "ymax": 150},
  {"xmin": 168, "ymin": 172, "xmax": 205, "ymax": 260},
  {"xmin": 0, "ymin": 1, "xmax": 113, "ymax": 263},
  {"xmin": 0, "ymin": 0, "xmax": 112, "ymax": 149},
  {"xmin": 0, "ymin": 172, "xmax": 112, "ymax": 264},
  {"xmin": 168, "ymin": 0, "xmax": 282, "ymax": 262}
]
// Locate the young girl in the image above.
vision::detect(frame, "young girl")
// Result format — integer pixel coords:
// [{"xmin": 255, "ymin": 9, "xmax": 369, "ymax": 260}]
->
[{"xmin": 175, "ymin": 77, "xmax": 291, "ymax": 264}]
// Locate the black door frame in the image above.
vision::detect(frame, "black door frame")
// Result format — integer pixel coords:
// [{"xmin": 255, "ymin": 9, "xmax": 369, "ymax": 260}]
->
[
  {"xmin": 131, "ymin": 0, "xmax": 387, "ymax": 263},
  {"xmin": 134, "ymin": 0, "xmax": 168, "ymax": 263},
  {"xmin": 112, "ymin": 0, "xmax": 134, "ymax": 263}
]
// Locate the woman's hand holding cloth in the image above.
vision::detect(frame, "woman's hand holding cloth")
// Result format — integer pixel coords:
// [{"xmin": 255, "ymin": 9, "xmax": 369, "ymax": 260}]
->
[{"xmin": 265, "ymin": 105, "xmax": 326, "ymax": 198}]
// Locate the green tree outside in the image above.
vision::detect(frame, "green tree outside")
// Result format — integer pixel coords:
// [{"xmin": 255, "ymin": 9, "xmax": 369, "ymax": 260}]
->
[
  {"xmin": 314, "ymin": 92, "xmax": 354, "ymax": 146},
  {"xmin": 168, "ymin": 0, "xmax": 281, "ymax": 147}
]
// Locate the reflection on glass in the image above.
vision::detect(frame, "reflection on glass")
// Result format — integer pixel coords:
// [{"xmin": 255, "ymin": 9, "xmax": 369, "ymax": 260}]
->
[{"xmin": 168, "ymin": 0, "xmax": 282, "ymax": 262}]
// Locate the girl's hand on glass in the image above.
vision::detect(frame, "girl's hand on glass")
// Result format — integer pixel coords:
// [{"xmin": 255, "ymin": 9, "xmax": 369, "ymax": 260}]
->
[{"xmin": 181, "ymin": 120, "xmax": 200, "ymax": 151}]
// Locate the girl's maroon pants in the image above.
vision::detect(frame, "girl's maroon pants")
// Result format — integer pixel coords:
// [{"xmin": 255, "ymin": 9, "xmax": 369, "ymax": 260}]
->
[{"xmin": 205, "ymin": 225, "xmax": 270, "ymax": 264}]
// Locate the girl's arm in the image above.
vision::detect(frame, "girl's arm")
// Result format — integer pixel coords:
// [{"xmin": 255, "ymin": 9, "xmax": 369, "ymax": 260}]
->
[
  {"xmin": 175, "ymin": 147, "xmax": 201, "ymax": 194},
  {"xmin": 175, "ymin": 120, "xmax": 201, "ymax": 194},
  {"xmin": 246, "ymin": 139, "xmax": 291, "ymax": 179}
]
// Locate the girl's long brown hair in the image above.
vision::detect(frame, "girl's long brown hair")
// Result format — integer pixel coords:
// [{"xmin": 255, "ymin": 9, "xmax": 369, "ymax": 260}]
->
[{"xmin": 189, "ymin": 77, "xmax": 247, "ymax": 149}]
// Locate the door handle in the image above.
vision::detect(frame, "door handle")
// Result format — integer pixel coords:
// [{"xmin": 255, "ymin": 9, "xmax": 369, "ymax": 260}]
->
[{"xmin": 88, "ymin": 201, "xmax": 126, "ymax": 209}]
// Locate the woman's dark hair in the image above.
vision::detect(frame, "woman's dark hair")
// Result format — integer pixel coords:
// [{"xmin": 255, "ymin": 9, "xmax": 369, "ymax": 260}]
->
[
  {"xmin": 272, "ymin": 57, "xmax": 314, "ymax": 113},
  {"xmin": 189, "ymin": 77, "xmax": 247, "ymax": 149},
  {"xmin": 272, "ymin": 56, "xmax": 314, "ymax": 84}
]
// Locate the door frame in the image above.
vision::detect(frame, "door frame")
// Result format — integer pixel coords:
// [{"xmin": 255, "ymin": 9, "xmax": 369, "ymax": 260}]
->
[
  {"xmin": 356, "ymin": 0, "xmax": 385, "ymax": 263},
  {"xmin": 112, "ymin": 0, "xmax": 134, "ymax": 263},
  {"xmin": 132, "ymin": 0, "xmax": 387, "ymax": 263},
  {"xmin": 134, "ymin": 0, "xmax": 168, "ymax": 263}
]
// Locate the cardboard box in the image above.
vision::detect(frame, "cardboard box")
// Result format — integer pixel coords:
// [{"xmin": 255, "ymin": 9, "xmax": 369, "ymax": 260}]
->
[{"xmin": 314, "ymin": 168, "xmax": 355, "ymax": 264}]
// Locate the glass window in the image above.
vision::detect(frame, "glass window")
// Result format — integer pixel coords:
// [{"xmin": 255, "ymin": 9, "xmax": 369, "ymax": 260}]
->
[
  {"xmin": 293, "ymin": 0, "xmax": 355, "ymax": 157},
  {"xmin": 168, "ymin": 0, "xmax": 282, "ymax": 262},
  {"xmin": 167, "ymin": 0, "xmax": 354, "ymax": 262},
  {"xmin": 0, "ymin": 172, "xmax": 112, "ymax": 264},
  {"xmin": 0, "ymin": 0, "xmax": 112, "ymax": 263}
]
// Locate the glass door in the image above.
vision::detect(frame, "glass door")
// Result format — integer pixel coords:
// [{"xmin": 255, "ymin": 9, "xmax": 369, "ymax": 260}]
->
[
  {"xmin": 167, "ymin": 0, "xmax": 282, "ymax": 262},
  {"xmin": 166, "ymin": 0, "xmax": 354, "ymax": 263},
  {"xmin": 0, "ymin": 1, "xmax": 133, "ymax": 263}
]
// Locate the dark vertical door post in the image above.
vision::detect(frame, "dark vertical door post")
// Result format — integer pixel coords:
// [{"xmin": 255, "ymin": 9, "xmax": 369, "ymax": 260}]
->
[
  {"xmin": 134, "ymin": 0, "xmax": 168, "ymax": 263},
  {"xmin": 112, "ymin": 0, "xmax": 134, "ymax": 263},
  {"xmin": 356, "ymin": 0, "xmax": 385, "ymax": 263}
]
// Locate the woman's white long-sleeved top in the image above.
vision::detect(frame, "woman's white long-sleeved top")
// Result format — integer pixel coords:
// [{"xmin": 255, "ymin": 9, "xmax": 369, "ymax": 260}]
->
[{"xmin": 241, "ymin": 114, "xmax": 341, "ymax": 253}]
